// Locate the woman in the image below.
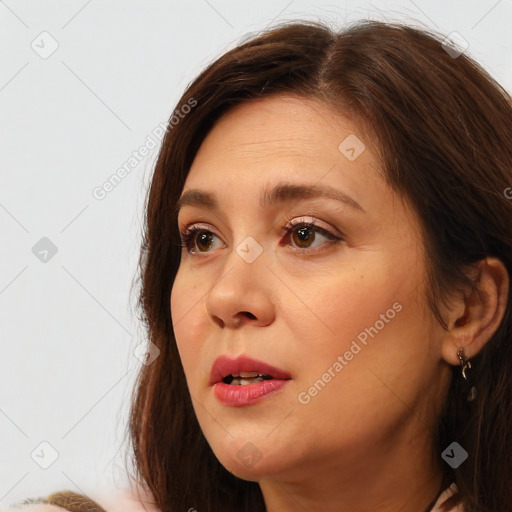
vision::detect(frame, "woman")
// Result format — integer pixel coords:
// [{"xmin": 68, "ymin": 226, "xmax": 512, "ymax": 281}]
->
[{"xmin": 11, "ymin": 18, "xmax": 512, "ymax": 512}]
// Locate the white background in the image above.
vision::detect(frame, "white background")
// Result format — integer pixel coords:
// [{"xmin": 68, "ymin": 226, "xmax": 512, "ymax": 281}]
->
[{"xmin": 1, "ymin": 0, "xmax": 511, "ymax": 507}]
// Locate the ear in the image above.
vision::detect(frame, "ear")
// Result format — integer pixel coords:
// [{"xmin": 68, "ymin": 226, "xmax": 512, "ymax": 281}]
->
[{"xmin": 441, "ymin": 256, "xmax": 509, "ymax": 366}]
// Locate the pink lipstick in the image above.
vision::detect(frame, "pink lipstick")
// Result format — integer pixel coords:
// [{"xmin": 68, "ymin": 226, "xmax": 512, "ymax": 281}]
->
[{"xmin": 210, "ymin": 355, "xmax": 291, "ymax": 407}]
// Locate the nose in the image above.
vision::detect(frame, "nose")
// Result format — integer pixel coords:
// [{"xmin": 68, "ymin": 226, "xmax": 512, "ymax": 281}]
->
[{"xmin": 203, "ymin": 249, "xmax": 275, "ymax": 329}]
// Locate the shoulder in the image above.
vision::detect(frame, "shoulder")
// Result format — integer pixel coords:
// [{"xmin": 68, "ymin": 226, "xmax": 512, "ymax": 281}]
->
[
  {"xmin": 4, "ymin": 487, "xmax": 160, "ymax": 512},
  {"xmin": 3, "ymin": 504, "xmax": 64, "ymax": 512},
  {"xmin": 93, "ymin": 486, "xmax": 161, "ymax": 512}
]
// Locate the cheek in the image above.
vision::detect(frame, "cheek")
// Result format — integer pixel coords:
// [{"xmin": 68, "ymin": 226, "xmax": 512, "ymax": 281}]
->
[
  {"xmin": 295, "ymin": 267, "xmax": 399, "ymax": 349},
  {"xmin": 170, "ymin": 271, "xmax": 186, "ymax": 342},
  {"xmin": 291, "ymin": 261, "xmax": 423, "ymax": 392},
  {"xmin": 289, "ymin": 278, "xmax": 423, "ymax": 439},
  {"xmin": 170, "ymin": 271, "xmax": 204, "ymax": 379},
  {"xmin": 171, "ymin": 265, "xmax": 206, "ymax": 330}
]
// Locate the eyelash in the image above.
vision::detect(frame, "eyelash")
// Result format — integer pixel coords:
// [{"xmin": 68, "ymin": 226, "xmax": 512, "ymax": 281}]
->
[{"xmin": 178, "ymin": 218, "xmax": 343, "ymax": 255}]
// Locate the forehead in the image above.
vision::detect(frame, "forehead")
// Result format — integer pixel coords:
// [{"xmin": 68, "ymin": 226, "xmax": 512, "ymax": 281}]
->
[
  {"xmin": 183, "ymin": 94, "xmax": 379, "ymax": 197},
  {"xmin": 192, "ymin": 94, "xmax": 357, "ymax": 156},
  {"xmin": 177, "ymin": 93, "xmax": 423, "ymax": 256}
]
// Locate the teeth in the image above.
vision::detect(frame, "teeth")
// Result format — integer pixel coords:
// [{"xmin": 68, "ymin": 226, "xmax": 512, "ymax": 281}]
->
[
  {"xmin": 231, "ymin": 377, "xmax": 265, "ymax": 385},
  {"xmin": 239, "ymin": 371, "xmax": 259, "ymax": 378},
  {"xmin": 222, "ymin": 372, "xmax": 275, "ymax": 385}
]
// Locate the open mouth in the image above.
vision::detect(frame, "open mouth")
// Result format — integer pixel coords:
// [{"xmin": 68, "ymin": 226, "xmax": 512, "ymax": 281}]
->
[
  {"xmin": 209, "ymin": 354, "xmax": 291, "ymax": 387},
  {"xmin": 222, "ymin": 371, "xmax": 275, "ymax": 385},
  {"xmin": 211, "ymin": 356, "xmax": 291, "ymax": 406}
]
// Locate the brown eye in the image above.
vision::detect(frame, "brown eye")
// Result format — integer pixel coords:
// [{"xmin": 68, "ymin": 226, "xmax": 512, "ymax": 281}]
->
[
  {"xmin": 179, "ymin": 228, "xmax": 221, "ymax": 254},
  {"xmin": 195, "ymin": 231, "xmax": 215, "ymax": 252},
  {"xmin": 282, "ymin": 219, "xmax": 342, "ymax": 253},
  {"xmin": 292, "ymin": 225, "xmax": 316, "ymax": 248}
]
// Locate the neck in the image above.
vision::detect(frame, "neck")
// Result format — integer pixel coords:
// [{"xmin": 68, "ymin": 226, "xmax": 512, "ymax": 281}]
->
[{"xmin": 258, "ymin": 427, "xmax": 444, "ymax": 512}]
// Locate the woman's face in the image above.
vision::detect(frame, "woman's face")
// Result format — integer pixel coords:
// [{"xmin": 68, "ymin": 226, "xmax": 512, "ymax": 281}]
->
[{"xmin": 170, "ymin": 94, "xmax": 450, "ymax": 485}]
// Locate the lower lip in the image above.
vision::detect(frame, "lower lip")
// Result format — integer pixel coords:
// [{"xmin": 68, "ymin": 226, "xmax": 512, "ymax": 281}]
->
[{"xmin": 212, "ymin": 379, "xmax": 290, "ymax": 406}]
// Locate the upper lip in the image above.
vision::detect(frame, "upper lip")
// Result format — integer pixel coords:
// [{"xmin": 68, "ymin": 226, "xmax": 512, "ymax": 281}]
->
[{"xmin": 209, "ymin": 355, "xmax": 292, "ymax": 385}]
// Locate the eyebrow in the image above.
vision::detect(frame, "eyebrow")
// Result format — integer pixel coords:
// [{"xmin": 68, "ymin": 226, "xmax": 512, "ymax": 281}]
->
[{"xmin": 174, "ymin": 182, "xmax": 365, "ymax": 216}]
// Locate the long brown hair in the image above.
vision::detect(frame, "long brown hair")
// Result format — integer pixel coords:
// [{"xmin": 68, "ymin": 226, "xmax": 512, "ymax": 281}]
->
[{"xmin": 124, "ymin": 19, "xmax": 512, "ymax": 512}]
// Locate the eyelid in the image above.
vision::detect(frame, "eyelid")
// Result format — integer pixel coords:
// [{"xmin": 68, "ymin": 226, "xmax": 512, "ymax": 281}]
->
[
  {"xmin": 181, "ymin": 221, "xmax": 217, "ymax": 234},
  {"xmin": 180, "ymin": 221, "xmax": 226, "ymax": 246},
  {"xmin": 281, "ymin": 215, "xmax": 343, "ymax": 238},
  {"xmin": 178, "ymin": 222, "xmax": 226, "ymax": 255},
  {"xmin": 179, "ymin": 216, "xmax": 344, "ymax": 255}
]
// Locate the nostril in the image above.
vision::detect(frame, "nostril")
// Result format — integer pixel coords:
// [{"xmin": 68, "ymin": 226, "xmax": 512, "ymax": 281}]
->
[{"xmin": 243, "ymin": 312, "xmax": 257, "ymax": 320}]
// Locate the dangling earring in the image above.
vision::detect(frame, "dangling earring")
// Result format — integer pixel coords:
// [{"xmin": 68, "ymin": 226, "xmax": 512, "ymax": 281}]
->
[
  {"xmin": 457, "ymin": 347, "xmax": 471, "ymax": 379},
  {"xmin": 457, "ymin": 347, "xmax": 477, "ymax": 402}
]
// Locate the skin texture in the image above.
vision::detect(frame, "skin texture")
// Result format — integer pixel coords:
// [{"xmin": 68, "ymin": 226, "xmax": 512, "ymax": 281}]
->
[{"xmin": 170, "ymin": 94, "xmax": 508, "ymax": 512}]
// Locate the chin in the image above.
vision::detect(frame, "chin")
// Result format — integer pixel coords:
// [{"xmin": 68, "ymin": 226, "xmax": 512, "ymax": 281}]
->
[{"xmin": 209, "ymin": 435, "xmax": 289, "ymax": 482}]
